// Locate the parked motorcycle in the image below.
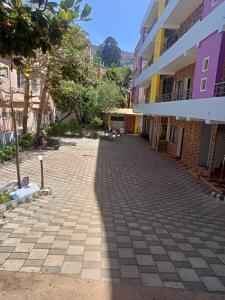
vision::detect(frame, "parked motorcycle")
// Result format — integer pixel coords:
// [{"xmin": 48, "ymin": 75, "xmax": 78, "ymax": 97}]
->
[{"xmin": 35, "ymin": 131, "xmax": 61, "ymax": 150}]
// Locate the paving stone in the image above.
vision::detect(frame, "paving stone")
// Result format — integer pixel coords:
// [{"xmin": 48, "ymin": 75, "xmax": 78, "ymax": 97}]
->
[
  {"xmin": 67, "ymin": 246, "xmax": 84, "ymax": 256},
  {"xmin": 81, "ymin": 269, "xmax": 101, "ymax": 280},
  {"xmin": 23, "ymin": 260, "xmax": 44, "ymax": 267},
  {"xmin": 136, "ymin": 255, "xmax": 154, "ymax": 266},
  {"xmin": 156, "ymin": 261, "xmax": 176, "ymax": 273},
  {"xmin": 141, "ymin": 273, "xmax": 163, "ymax": 287},
  {"xmin": 121, "ymin": 265, "xmax": 140, "ymax": 278},
  {"xmin": 101, "ymin": 258, "xmax": 119, "ymax": 269},
  {"xmin": 164, "ymin": 282, "xmax": 185, "ymax": 289},
  {"xmin": 43, "ymin": 255, "xmax": 64, "ymax": 267},
  {"xmin": 61, "ymin": 262, "xmax": 82, "ymax": 274},
  {"xmin": 210, "ymin": 264, "xmax": 225, "ymax": 277},
  {"xmin": 28, "ymin": 249, "xmax": 48, "ymax": 260},
  {"xmin": 184, "ymin": 281, "xmax": 207, "ymax": 291},
  {"xmin": 118, "ymin": 248, "xmax": 135, "ymax": 259},
  {"xmin": 201, "ymin": 276, "xmax": 225, "ymax": 292},
  {"xmin": 1, "ymin": 259, "xmax": 25, "ymax": 271},
  {"xmin": 188, "ymin": 257, "xmax": 209, "ymax": 269},
  {"xmin": 177, "ymin": 268, "xmax": 200, "ymax": 282},
  {"xmin": 83, "ymin": 251, "xmax": 101, "ymax": 262},
  {"xmin": 168, "ymin": 251, "xmax": 187, "ymax": 262},
  {"xmin": 20, "ymin": 267, "xmax": 41, "ymax": 273},
  {"xmin": 14, "ymin": 243, "xmax": 34, "ymax": 253},
  {"xmin": 149, "ymin": 246, "xmax": 166, "ymax": 255}
]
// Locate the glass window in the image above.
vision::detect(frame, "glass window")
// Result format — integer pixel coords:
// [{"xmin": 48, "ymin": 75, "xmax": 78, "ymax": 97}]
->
[
  {"xmin": 200, "ymin": 78, "xmax": 207, "ymax": 92},
  {"xmin": 17, "ymin": 71, "xmax": 25, "ymax": 89},
  {"xmin": 202, "ymin": 57, "xmax": 209, "ymax": 72}
]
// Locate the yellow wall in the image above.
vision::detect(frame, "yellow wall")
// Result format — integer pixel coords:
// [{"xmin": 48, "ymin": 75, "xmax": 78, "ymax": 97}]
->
[{"xmin": 149, "ymin": 0, "xmax": 166, "ymax": 103}]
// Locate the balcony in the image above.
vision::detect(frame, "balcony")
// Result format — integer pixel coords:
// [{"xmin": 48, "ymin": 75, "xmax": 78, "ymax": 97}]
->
[
  {"xmin": 162, "ymin": 4, "xmax": 203, "ymax": 54},
  {"xmin": 158, "ymin": 89, "xmax": 192, "ymax": 102},
  {"xmin": 135, "ymin": 1, "xmax": 225, "ymax": 87},
  {"xmin": 215, "ymin": 82, "xmax": 225, "ymax": 97}
]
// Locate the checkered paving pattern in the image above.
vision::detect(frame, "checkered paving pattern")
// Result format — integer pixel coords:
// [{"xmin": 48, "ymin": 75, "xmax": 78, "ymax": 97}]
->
[{"xmin": 0, "ymin": 136, "xmax": 225, "ymax": 293}]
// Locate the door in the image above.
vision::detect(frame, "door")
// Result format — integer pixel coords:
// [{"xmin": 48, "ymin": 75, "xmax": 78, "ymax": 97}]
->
[
  {"xmin": 176, "ymin": 127, "xmax": 184, "ymax": 158},
  {"xmin": 174, "ymin": 80, "xmax": 182, "ymax": 100},
  {"xmin": 125, "ymin": 116, "xmax": 135, "ymax": 133},
  {"xmin": 184, "ymin": 77, "xmax": 191, "ymax": 99},
  {"xmin": 198, "ymin": 124, "xmax": 212, "ymax": 168}
]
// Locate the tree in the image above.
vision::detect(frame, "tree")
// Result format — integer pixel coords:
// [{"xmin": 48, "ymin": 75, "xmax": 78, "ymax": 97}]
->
[
  {"xmin": 105, "ymin": 66, "xmax": 133, "ymax": 95},
  {"xmin": 0, "ymin": 0, "xmax": 92, "ymax": 60},
  {"xmin": 96, "ymin": 80, "xmax": 125, "ymax": 112},
  {"xmin": 97, "ymin": 36, "xmax": 121, "ymax": 67},
  {"xmin": 0, "ymin": 0, "xmax": 91, "ymax": 187},
  {"xmin": 48, "ymin": 26, "xmax": 97, "ymax": 124}
]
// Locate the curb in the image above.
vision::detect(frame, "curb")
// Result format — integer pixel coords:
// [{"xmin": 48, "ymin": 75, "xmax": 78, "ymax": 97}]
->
[{"xmin": 0, "ymin": 192, "xmax": 40, "ymax": 217}]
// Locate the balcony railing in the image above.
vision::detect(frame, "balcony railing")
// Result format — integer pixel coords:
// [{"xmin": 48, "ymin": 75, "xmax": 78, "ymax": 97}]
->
[
  {"xmin": 162, "ymin": 4, "xmax": 203, "ymax": 54},
  {"xmin": 158, "ymin": 89, "xmax": 192, "ymax": 102},
  {"xmin": 214, "ymin": 82, "xmax": 225, "ymax": 97}
]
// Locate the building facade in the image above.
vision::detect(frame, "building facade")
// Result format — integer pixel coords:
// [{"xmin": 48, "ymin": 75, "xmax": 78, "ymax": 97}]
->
[
  {"xmin": 0, "ymin": 58, "xmax": 55, "ymax": 146},
  {"xmin": 133, "ymin": 0, "xmax": 225, "ymax": 184}
]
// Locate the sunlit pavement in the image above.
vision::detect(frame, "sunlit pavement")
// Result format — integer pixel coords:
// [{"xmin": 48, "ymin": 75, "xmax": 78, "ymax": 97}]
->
[{"xmin": 0, "ymin": 136, "xmax": 225, "ymax": 295}]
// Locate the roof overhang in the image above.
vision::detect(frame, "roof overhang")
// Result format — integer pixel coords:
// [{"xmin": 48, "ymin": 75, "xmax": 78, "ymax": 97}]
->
[{"xmin": 134, "ymin": 97, "xmax": 225, "ymax": 123}]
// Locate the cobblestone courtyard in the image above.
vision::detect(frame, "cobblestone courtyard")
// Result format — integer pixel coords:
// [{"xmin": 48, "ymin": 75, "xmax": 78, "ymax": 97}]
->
[{"xmin": 0, "ymin": 136, "xmax": 225, "ymax": 295}]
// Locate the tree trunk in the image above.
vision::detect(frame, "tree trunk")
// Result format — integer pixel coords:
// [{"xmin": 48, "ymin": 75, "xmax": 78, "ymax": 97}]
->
[
  {"xmin": 36, "ymin": 82, "xmax": 48, "ymax": 137},
  {"xmin": 10, "ymin": 88, "xmax": 21, "ymax": 189},
  {"xmin": 22, "ymin": 76, "xmax": 30, "ymax": 134},
  {"xmin": 58, "ymin": 111, "xmax": 72, "ymax": 123}
]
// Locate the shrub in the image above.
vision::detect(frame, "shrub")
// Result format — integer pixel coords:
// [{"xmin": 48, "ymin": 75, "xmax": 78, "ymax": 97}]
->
[
  {"xmin": 18, "ymin": 133, "xmax": 34, "ymax": 150},
  {"xmin": 46, "ymin": 122, "xmax": 83, "ymax": 137},
  {"xmin": 90, "ymin": 117, "xmax": 103, "ymax": 129},
  {"xmin": 67, "ymin": 121, "xmax": 83, "ymax": 136},
  {"xmin": 0, "ymin": 193, "xmax": 12, "ymax": 205},
  {"xmin": 46, "ymin": 123, "xmax": 68, "ymax": 136},
  {"xmin": 0, "ymin": 144, "xmax": 16, "ymax": 163}
]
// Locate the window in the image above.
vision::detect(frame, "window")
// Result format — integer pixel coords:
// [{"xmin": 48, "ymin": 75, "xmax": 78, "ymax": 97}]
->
[
  {"xmin": 169, "ymin": 125, "xmax": 176, "ymax": 143},
  {"xmin": 0, "ymin": 66, "xmax": 8, "ymax": 79},
  {"xmin": 202, "ymin": 57, "xmax": 209, "ymax": 72},
  {"xmin": 200, "ymin": 78, "xmax": 207, "ymax": 92},
  {"xmin": 111, "ymin": 116, "xmax": 124, "ymax": 122},
  {"xmin": 31, "ymin": 78, "xmax": 38, "ymax": 92},
  {"xmin": 160, "ymin": 124, "xmax": 167, "ymax": 140},
  {"xmin": 17, "ymin": 71, "xmax": 24, "ymax": 89},
  {"xmin": 16, "ymin": 111, "xmax": 23, "ymax": 128},
  {"xmin": 212, "ymin": 0, "xmax": 218, "ymax": 7}
]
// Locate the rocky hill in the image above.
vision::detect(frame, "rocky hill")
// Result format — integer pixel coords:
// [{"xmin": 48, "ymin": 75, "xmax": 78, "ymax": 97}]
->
[{"xmin": 91, "ymin": 45, "xmax": 133, "ymax": 68}]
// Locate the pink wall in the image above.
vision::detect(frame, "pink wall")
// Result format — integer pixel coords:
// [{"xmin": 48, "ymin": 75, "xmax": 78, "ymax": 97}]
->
[
  {"xmin": 192, "ymin": 32, "xmax": 224, "ymax": 99},
  {"xmin": 202, "ymin": 0, "xmax": 225, "ymax": 18}
]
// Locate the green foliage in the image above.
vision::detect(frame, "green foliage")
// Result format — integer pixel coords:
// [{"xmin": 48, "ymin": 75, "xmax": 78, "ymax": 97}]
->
[
  {"xmin": 0, "ymin": 193, "xmax": 12, "ymax": 205},
  {"xmin": 46, "ymin": 121, "xmax": 83, "ymax": 136},
  {"xmin": 0, "ymin": 144, "xmax": 16, "ymax": 163},
  {"xmin": 0, "ymin": 0, "xmax": 92, "ymax": 60},
  {"xmin": 97, "ymin": 36, "xmax": 121, "ymax": 67},
  {"xmin": 105, "ymin": 66, "xmax": 133, "ymax": 95},
  {"xmin": 0, "ymin": 133, "xmax": 34, "ymax": 164},
  {"xmin": 18, "ymin": 133, "xmax": 34, "ymax": 150},
  {"xmin": 96, "ymin": 80, "xmax": 125, "ymax": 112},
  {"xmin": 90, "ymin": 116, "xmax": 103, "ymax": 129}
]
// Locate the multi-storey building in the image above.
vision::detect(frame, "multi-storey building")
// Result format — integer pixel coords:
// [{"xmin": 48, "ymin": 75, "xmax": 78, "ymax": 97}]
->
[
  {"xmin": 0, "ymin": 58, "xmax": 55, "ymax": 145},
  {"xmin": 133, "ymin": 0, "xmax": 225, "ymax": 185}
]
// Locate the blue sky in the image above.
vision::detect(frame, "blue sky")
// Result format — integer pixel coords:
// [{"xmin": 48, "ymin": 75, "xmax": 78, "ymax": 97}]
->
[{"xmin": 81, "ymin": 0, "xmax": 150, "ymax": 53}]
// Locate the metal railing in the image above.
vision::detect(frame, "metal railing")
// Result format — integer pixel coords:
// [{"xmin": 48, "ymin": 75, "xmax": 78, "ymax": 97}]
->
[
  {"xmin": 158, "ymin": 89, "xmax": 192, "ymax": 102},
  {"xmin": 162, "ymin": 5, "xmax": 203, "ymax": 54},
  {"xmin": 214, "ymin": 82, "xmax": 225, "ymax": 97}
]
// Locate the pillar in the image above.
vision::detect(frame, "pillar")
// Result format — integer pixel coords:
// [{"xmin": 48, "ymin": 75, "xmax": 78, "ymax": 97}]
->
[{"xmin": 149, "ymin": 0, "xmax": 166, "ymax": 103}]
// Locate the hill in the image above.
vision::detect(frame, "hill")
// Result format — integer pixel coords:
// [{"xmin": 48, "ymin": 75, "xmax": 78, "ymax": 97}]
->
[{"xmin": 91, "ymin": 45, "xmax": 133, "ymax": 68}]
